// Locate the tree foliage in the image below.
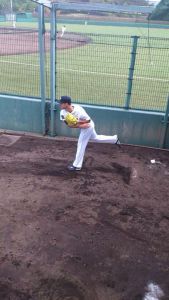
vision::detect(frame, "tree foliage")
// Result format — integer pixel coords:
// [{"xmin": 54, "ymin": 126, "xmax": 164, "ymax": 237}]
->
[
  {"xmin": 0, "ymin": 0, "xmax": 36, "ymax": 13},
  {"xmin": 150, "ymin": 0, "xmax": 169, "ymax": 21}
]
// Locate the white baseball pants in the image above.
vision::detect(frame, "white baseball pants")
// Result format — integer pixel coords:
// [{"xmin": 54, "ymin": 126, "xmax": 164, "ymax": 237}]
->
[{"xmin": 73, "ymin": 123, "xmax": 118, "ymax": 169}]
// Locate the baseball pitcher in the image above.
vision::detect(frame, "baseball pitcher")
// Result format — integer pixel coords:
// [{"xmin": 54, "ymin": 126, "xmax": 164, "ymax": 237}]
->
[{"xmin": 59, "ymin": 96, "xmax": 120, "ymax": 171}]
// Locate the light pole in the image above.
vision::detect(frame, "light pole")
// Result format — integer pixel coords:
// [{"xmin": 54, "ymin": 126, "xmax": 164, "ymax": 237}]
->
[{"xmin": 10, "ymin": 0, "xmax": 15, "ymax": 28}]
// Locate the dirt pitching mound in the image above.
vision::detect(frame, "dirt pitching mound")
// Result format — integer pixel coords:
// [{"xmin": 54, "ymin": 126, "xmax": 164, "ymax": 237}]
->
[{"xmin": 0, "ymin": 135, "xmax": 169, "ymax": 300}]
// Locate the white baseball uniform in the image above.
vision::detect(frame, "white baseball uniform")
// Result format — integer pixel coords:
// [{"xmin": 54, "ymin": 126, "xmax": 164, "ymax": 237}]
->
[
  {"xmin": 60, "ymin": 104, "xmax": 118, "ymax": 169},
  {"xmin": 61, "ymin": 26, "xmax": 66, "ymax": 37}
]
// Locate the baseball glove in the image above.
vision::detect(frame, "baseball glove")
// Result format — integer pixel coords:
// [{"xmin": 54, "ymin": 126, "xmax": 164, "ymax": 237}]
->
[{"xmin": 64, "ymin": 113, "xmax": 78, "ymax": 126}]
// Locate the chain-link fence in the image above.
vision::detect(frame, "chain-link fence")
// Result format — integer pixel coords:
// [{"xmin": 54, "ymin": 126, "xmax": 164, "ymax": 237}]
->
[
  {"xmin": 0, "ymin": 26, "xmax": 169, "ymax": 112},
  {"xmin": 56, "ymin": 32, "xmax": 169, "ymax": 112},
  {"xmin": 0, "ymin": 26, "xmax": 51, "ymax": 98},
  {"xmin": 0, "ymin": 27, "xmax": 41, "ymax": 97},
  {"xmin": 131, "ymin": 37, "xmax": 169, "ymax": 111},
  {"xmin": 56, "ymin": 33, "xmax": 131, "ymax": 108}
]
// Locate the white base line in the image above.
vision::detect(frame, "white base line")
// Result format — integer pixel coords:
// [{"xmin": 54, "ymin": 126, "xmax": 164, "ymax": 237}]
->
[
  {"xmin": 0, "ymin": 60, "xmax": 40, "ymax": 67},
  {"xmin": 0, "ymin": 60, "xmax": 169, "ymax": 83},
  {"xmin": 58, "ymin": 67, "xmax": 169, "ymax": 83}
]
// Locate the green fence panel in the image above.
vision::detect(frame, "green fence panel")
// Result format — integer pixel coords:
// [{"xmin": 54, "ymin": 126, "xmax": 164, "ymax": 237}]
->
[
  {"xmin": 131, "ymin": 36, "xmax": 169, "ymax": 112},
  {"xmin": 56, "ymin": 33, "xmax": 131, "ymax": 108},
  {"xmin": 0, "ymin": 15, "xmax": 6, "ymax": 22},
  {"xmin": 0, "ymin": 27, "xmax": 169, "ymax": 113},
  {"xmin": 0, "ymin": 95, "xmax": 42, "ymax": 133},
  {"xmin": 56, "ymin": 32, "xmax": 169, "ymax": 112},
  {"xmin": 0, "ymin": 27, "xmax": 41, "ymax": 97}
]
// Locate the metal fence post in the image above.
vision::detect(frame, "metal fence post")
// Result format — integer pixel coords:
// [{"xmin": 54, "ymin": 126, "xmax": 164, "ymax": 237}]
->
[
  {"xmin": 159, "ymin": 95, "xmax": 169, "ymax": 148},
  {"xmin": 50, "ymin": 4, "xmax": 56, "ymax": 136},
  {"xmin": 125, "ymin": 35, "xmax": 139, "ymax": 109},
  {"xmin": 38, "ymin": 4, "xmax": 46, "ymax": 135}
]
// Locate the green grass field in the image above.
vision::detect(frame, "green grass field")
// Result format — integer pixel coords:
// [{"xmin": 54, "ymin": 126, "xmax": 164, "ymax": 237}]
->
[
  {"xmin": 1, "ymin": 21, "xmax": 169, "ymax": 38},
  {"xmin": 0, "ymin": 21, "xmax": 169, "ymax": 111}
]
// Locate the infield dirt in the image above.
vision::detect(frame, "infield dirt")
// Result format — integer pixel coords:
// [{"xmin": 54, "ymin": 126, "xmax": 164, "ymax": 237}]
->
[
  {"xmin": 0, "ymin": 29, "xmax": 90, "ymax": 56},
  {"xmin": 0, "ymin": 135, "xmax": 169, "ymax": 300}
]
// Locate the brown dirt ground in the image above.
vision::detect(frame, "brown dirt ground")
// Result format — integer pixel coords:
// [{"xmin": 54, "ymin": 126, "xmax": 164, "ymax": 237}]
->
[
  {"xmin": 0, "ymin": 28, "xmax": 90, "ymax": 56},
  {"xmin": 0, "ymin": 135, "xmax": 169, "ymax": 300}
]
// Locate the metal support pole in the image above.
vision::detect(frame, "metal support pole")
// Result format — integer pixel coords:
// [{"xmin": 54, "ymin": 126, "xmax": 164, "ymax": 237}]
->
[
  {"xmin": 10, "ymin": 0, "xmax": 15, "ymax": 28},
  {"xmin": 38, "ymin": 4, "xmax": 46, "ymax": 135},
  {"xmin": 159, "ymin": 95, "xmax": 169, "ymax": 149},
  {"xmin": 125, "ymin": 36, "xmax": 139, "ymax": 109},
  {"xmin": 50, "ymin": 5, "xmax": 56, "ymax": 136}
]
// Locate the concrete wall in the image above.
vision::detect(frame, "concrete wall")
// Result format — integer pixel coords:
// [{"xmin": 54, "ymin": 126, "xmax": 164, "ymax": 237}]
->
[
  {"xmin": 55, "ymin": 104, "xmax": 169, "ymax": 149},
  {"xmin": 0, "ymin": 95, "xmax": 168, "ymax": 149},
  {"xmin": 0, "ymin": 95, "xmax": 42, "ymax": 134}
]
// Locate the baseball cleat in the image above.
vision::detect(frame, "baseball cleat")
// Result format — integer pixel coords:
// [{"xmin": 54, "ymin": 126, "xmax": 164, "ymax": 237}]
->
[
  {"xmin": 115, "ymin": 138, "xmax": 121, "ymax": 148},
  {"xmin": 67, "ymin": 164, "xmax": 81, "ymax": 171},
  {"xmin": 115, "ymin": 138, "xmax": 120, "ymax": 145}
]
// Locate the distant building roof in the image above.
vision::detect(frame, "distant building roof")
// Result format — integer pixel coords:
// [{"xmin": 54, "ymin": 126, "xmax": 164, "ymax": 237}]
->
[
  {"xmin": 32, "ymin": 1, "xmax": 155, "ymax": 14},
  {"xmin": 56, "ymin": 3, "xmax": 154, "ymax": 14}
]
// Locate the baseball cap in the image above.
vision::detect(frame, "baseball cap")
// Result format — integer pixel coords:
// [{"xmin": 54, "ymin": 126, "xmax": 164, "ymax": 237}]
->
[{"xmin": 59, "ymin": 96, "xmax": 71, "ymax": 105}]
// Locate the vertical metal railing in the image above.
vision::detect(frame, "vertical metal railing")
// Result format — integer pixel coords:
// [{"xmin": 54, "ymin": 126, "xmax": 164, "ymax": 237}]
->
[
  {"xmin": 50, "ymin": 4, "xmax": 57, "ymax": 136},
  {"xmin": 38, "ymin": 4, "xmax": 46, "ymax": 135},
  {"xmin": 125, "ymin": 36, "xmax": 139, "ymax": 109},
  {"xmin": 160, "ymin": 95, "xmax": 169, "ymax": 148}
]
